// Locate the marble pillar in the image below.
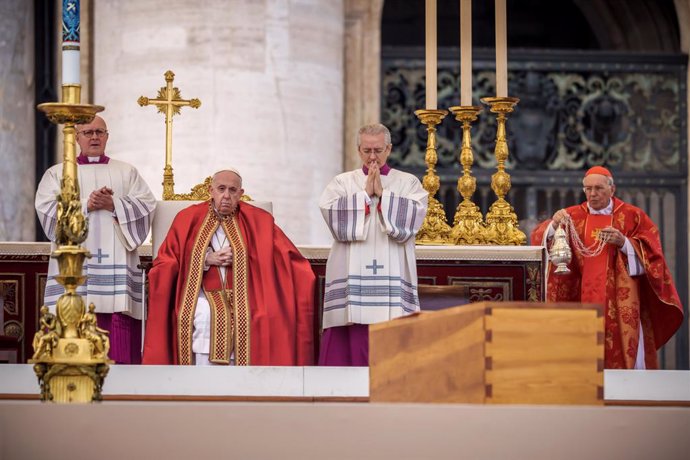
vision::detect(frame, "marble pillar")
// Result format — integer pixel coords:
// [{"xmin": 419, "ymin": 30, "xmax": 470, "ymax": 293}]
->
[
  {"xmin": 0, "ymin": 1, "xmax": 35, "ymax": 241},
  {"xmin": 93, "ymin": 0, "xmax": 344, "ymax": 245}
]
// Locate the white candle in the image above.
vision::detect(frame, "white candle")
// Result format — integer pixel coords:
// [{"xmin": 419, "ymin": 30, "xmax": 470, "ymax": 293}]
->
[
  {"xmin": 62, "ymin": 0, "xmax": 81, "ymax": 85},
  {"xmin": 495, "ymin": 0, "xmax": 508, "ymax": 97},
  {"xmin": 460, "ymin": 0, "xmax": 472, "ymax": 105},
  {"xmin": 425, "ymin": 0, "xmax": 437, "ymax": 109}
]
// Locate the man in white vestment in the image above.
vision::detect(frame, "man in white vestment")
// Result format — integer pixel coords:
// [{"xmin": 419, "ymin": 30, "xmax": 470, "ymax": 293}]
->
[
  {"xmin": 35, "ymin": 115, "xmax": 156, "ymax": 364},
  {"xmin": 318, "ymin": 123, "xmax": 428, "ymax": 366}
]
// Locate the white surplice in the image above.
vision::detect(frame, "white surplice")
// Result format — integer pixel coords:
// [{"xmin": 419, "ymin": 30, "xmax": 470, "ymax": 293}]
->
[
  {"xmin": 35, "ymin": 158, "xmax": 156, "ymax": 319},
  {"xmin": 319, "ymin": 168, "xmax": 428, "ymax": 329}
]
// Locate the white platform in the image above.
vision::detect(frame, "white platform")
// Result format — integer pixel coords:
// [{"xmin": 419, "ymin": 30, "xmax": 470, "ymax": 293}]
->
[
  {"xmin": 2, "ymin": 367, "xmax": 688, "ymax": 459},
  {"xmin": 605, "ymin": 370, "xmax": 690, "ymax": 403},
  {"xmin": 1, "ymin": 365, "xmax": 688, "ymax": 404},
  {"xmin": 0, "ymin": 364, "xmax": 369, "ymax": 400}
]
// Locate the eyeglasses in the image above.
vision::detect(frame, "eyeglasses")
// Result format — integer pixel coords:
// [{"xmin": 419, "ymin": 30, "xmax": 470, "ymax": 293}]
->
[
  {"xmin": 582, "ymin": 185, "xmax": 609, "ymax": 194},
  {"xmin": 78, "ymin": 129, "xmax": 108, "ymax": 138},
  {"xmin": 359, "ymin": 147, "xmax": 387, "ymax": 156}
]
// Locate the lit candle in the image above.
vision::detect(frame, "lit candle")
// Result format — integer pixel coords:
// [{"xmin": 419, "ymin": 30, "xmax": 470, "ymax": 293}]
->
[
  {"xmin": 495, "ymin": 0, "xmax": 508, "ymax": 97},
  {"xmin": 425, "ymin": 0, "xmax": 438, "ymax": 109},
  {"xmin": 460, "ymin": 0, "xmax": 472, "ymax": 105},
  {"xmin": 62, "ymin": 0, "xmax": 80, "ymax": 85}
]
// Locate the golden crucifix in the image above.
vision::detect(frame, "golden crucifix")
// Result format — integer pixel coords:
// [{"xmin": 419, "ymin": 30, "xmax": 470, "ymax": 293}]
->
[{"xmin": 138, "ymin": 70, "xmax": 201, "ymax": 200}]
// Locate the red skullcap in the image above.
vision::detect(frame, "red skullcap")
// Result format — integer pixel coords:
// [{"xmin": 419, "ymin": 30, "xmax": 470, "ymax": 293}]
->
[{"xmin": 585, "ymin": 166, "xmax": 612, "ymax": 177}]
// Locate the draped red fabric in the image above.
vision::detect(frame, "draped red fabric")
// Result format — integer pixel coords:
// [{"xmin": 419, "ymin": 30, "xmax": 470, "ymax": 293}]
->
[
  {"xmin": 143, "ymin": 201, "xmax": 315, "ymax": 365},
  {"xmin": 531, "ymin": 198, "xmax": 684, "ymax": 368}
]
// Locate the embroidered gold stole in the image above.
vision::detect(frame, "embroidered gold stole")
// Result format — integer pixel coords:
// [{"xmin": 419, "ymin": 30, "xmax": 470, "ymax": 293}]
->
[{"xmin": 176, "ymin": 206, "xmax": 251, "ymax": 365}]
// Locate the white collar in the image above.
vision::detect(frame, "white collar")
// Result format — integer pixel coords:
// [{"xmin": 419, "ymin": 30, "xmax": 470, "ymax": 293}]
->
[{"xmin": 588, "ymin": 199, "xmax": 613, "ymax": 215}]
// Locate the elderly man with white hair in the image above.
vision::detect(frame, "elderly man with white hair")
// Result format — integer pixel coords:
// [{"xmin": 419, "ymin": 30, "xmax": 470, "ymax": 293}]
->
[
  {"xmin": 143, "ymin": 169, "xmax": 315, "ymax": 366},
  {"xmin": 531, "ymin": 166, "xmax": 683, "ymax": 369},
  {"xmin": 318, "ymin": 123, "xmax": 428, "ymax": 366}
]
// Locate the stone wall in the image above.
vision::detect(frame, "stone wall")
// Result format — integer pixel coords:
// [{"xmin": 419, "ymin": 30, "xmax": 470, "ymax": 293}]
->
[
  {"xmin": 93, "ymin": 0, "xmax": 344, "ymax": 244},
  {"xmin": 0, "ymin": 0, "xmax": 35, "ymax": 241}
]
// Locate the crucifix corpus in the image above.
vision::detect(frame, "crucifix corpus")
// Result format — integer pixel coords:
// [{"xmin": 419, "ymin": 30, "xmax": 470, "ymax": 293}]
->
[{"xmin": 138, "ymin": 70, "xmax": 201, "ymax": 200}]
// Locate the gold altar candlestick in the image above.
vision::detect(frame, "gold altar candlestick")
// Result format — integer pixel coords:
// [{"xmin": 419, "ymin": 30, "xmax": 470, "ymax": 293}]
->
[
  {"xmin": 449, "ymin": 105, "xmax": 485, "ymax": 244},
  {"xmin": 480, "ymin": 96, "xmax": 526, "ymax": 245},
  {"xmin": 414, "ymin": 109, "xmax": 452, "ymax": 245},
  {"xmin": 33, "ymin": 84, "xmax": 112, "ymax": 403}
]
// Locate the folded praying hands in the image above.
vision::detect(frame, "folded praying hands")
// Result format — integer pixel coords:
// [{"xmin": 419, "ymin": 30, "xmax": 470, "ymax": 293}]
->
[
  {"xmin": 206, "ymin": 246, "xmax": 233, "ymax": 267},
  {"xmin": 87, "ymin": 186, "xmax": 114, "ymax": 212},
  {"xmin": 365, "ymin": 161, "xmax": 384, "ymax": 197}
]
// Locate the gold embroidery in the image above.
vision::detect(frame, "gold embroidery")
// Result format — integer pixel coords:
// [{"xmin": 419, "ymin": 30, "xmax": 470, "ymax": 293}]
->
[
  {"xmin": 205, "ymin": 287, "xmax": 234, "ymax": 364},
  {"xmin": 176, "ymin": 206, "xmax": 217, "ymax": 365},
  {"xmin": 223, "ymin": 216, "xmax": 251, "ymax": 365}
]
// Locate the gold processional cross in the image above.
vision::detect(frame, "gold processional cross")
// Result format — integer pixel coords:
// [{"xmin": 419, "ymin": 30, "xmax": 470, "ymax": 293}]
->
[{"xmin": 138, "ymin": 70, "xmax": 201, "ymax": 200}]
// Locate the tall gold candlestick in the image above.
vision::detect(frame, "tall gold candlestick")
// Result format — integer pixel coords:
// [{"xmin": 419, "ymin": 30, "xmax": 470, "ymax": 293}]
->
[
  {"xmin": 449, "ymin": 105, "xmax": 485, "ymax": 244},
  {"xmin": 480, "ymin": 96, "xmax": 526, "ymax": 245},
  {"xmin": 33, "ymin": 84, "xmax": 112, "ymax": 403},
  {"xmin": 415, "ymin": 109, "xmax": 451, "ymax": 245}
]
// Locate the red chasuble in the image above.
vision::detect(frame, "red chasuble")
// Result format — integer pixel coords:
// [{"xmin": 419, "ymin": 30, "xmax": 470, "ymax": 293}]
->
[
  {"xmin": 143, "ymin": 201, "xmax": 315, "ymax": 365},
  {"xmin": 531, "ymin": 198, "xmax": 684, "ymax": 369}
]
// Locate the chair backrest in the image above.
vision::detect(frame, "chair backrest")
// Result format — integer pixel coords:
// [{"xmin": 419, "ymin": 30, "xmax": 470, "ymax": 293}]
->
[{"xmin": 151, "ymin": 200, "xmax": 273, "ymax": 259}]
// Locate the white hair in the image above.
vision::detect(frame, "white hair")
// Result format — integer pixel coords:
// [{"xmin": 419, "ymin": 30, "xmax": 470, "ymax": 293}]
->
[
  {"xmin": 582, "ymin": 175, "xmax": 615, "ymax": 187},
  {"xmin": 356, "ymin": 123, "xmax": 392, "ymax": 147},
  {"xmin": 212, "ymin": 168, "xmax": 242, "ymax": 187}
]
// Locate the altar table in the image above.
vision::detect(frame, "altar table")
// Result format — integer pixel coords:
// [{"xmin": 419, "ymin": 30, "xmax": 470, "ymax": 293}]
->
[{"xmin": 0, "ymin": 242, "xmax": 545, "ymax": 362}]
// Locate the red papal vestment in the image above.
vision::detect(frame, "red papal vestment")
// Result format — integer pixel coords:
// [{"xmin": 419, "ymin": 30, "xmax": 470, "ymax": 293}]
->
[
  {"xmin": 531, "ymin": 198, "xmax": 684, "ymax": 369},
  {"xmin": 142, "ymin": 201, "xmax": 315, "ymax": 365}
]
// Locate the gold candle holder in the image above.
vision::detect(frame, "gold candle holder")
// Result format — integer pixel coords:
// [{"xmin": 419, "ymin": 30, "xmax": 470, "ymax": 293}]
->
[
  {"xmin": 31, "ymin": 86, "xmax": 112, "ymax": 403},
  {"xmin": 449, "ymin": 105, "xmax": 485, "ymax": 245},
  {"xmin": 414, "ymin": 109, "xmax": 452, "ymax": 245},
  {"xmin": 480, "ymin": 96, "xmax": 526, "ymax": 245}
]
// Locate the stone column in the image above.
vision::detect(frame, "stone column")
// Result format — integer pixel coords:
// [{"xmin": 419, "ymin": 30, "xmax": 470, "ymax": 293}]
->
[
  {"xmin": 93, "ymin": 0, "xmax": 344, "ymax": 245},
  {"xmin": 0, "ymin": 1, "xmax": 35, "ymax": 241},
  {"xmin": 344, "ymin": 0, "xmax": 384, "ymax": 171}
]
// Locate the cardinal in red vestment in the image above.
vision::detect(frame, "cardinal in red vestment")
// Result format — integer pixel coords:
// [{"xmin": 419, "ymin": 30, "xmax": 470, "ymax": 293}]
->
[
  {"xmin": 143, "ymin": 169, "xmax": 315, "ymax": 365},
  {"xmin": 531, "ymin": 166, "xmax": 683, "ymax": 369}
]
